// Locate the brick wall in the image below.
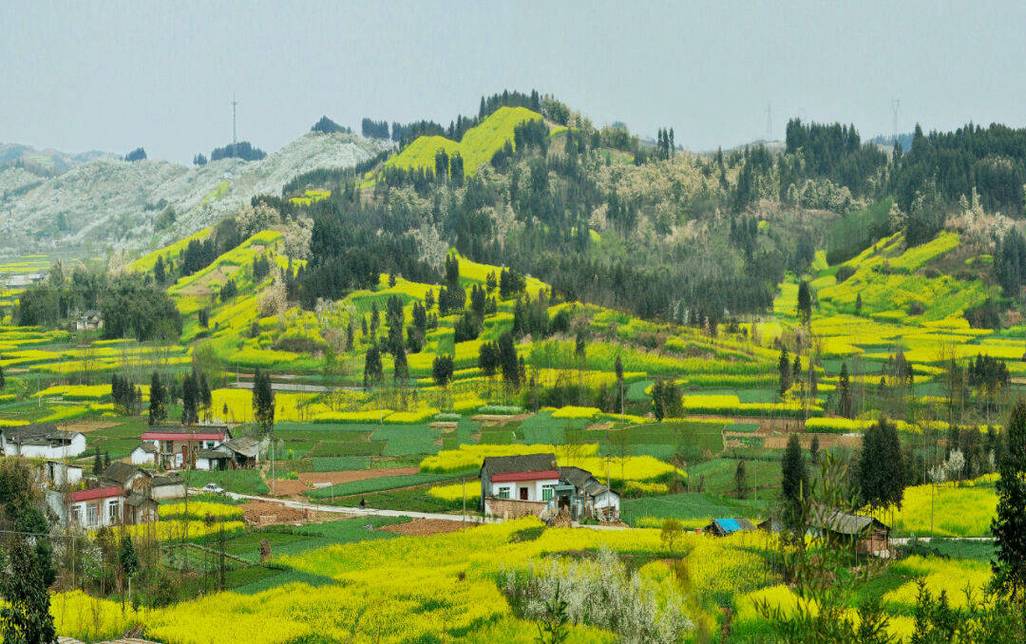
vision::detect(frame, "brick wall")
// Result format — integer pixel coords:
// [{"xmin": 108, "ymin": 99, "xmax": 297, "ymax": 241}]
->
[{"xmin": 484, "ymin": 498, "xmax": 548, "ymax": 519}]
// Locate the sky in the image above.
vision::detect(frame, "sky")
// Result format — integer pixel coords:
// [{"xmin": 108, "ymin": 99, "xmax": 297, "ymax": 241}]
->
[{"xmin": 3, "ymin": 0, "xmax": 1026, "ymax": 163}]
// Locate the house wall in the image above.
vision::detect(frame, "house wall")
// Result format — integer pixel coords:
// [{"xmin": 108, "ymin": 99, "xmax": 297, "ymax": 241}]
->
[
  {"xmin": 489, "ymin": 477, "xmax": 559, "ymax": 502},
  {"xmin": 151, "ymin": 483, "xmax": 186, "ymax": 500},
  {"xmin": 484, "ymin": 498, "xmax": 549, "ymax": 519},
  {"xmin": 70, "ymin": 497, "xmax": 123, "ymax": 529},
  {"xmin": 593, "ymin": 490, "xmax": 620, "ymax": 515},
  {"xmin": 46, "ymin": 462, "xmax": 83, "ymax": 486},
  {"xmin": 130, "ymin": 448, "xmax": 155, "ymax": 466},
  {"xmin": 5, "ymin": 433, "xmax": 87, "ymax": 459}
]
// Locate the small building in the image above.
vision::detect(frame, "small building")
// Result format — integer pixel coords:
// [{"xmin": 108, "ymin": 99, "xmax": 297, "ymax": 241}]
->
[
  {"xmin": 74, "ymin": 310, "xmax": 104, "ymax": 331},
  {"xmin": 810, "ymin": 504, "xmax": 891, "ymax": 556},
  {"xmin": 480, "ymin": 453, "xmax": 560, "ymax": 518},
  {"xmin": 151, "ymin": 474, "xmax": 186, "ymax": 500},
  {"xmin": 124, "ymin": 492, "xmax": 158, "ymax": 524},
  {"xmin": 43, "ymin": 460, "xmax": 83, "ymax": 487},
  {"xmin": 137, "ymin": 424, "xmax": 232, "ymax": 470},
  {"xmin": 1, "ymin": 424, "xmax": 87, "ymax": 459},
  {"xmin": 556, "ymin": 466, "xmax": 621, "ymax": 521},
  {"xmin": 130, "ymin": 441, "xmax": 157, "ymax": 466},
  {"xmin": 704, "ymin": 517, "xmax": 757, "ymax": 537},
  {"xmin": 225, "ymin": 435, "xmax": 265, "ymax": 468},
  {"xmin": 5, "ymin": 272, "xmax": 47, "ymax": 289},
  {"xmin": 68, "ymin": 485, "xmax": 124, "ymax": 529},
  {"xmin": 101, "ymin": 462, "xmax": 152, "ymax": 494}
]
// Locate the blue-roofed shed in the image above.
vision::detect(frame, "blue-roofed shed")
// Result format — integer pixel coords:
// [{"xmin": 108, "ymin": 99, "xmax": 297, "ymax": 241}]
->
[{"xmin": 704, "ymin": 517, "xmax": 756, "ymax": 537}]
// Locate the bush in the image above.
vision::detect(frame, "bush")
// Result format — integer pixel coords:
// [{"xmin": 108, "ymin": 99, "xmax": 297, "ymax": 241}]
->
[{"xmin": 834, "ymin": 265, "xmax": 856, "ymax": 283}]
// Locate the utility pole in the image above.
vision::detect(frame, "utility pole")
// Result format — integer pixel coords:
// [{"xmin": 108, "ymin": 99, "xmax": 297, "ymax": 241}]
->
[{"xmin": 765, "ymin": 102, "xmax": 773, "ymax": 141}]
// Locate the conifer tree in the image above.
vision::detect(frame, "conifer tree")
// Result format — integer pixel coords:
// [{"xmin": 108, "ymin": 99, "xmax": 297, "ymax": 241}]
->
[
  {"xmin": 781, "ymin": 434, "xmax": 808, "ymax": 533},
  {"xmin": 779, "ymin": 346, "xmax": 792, "ymax": 395},
  {"xmin": 253, "ymin": 368, "xmax": 275, "ymax": 432},
  {"xmin": 838, "ymin": 362, "xmax": 854, "ymax": 418},
  {"xmin": 797, "ymin": 280, "xmax": 812, "ymax": 325},
  {"xmin": 993, "ymin": 399, "xmax": 1026, "ymax": 600},
  {"xmin": 148, "ymin": 372, "xmax": 166, "ymax": 425}
]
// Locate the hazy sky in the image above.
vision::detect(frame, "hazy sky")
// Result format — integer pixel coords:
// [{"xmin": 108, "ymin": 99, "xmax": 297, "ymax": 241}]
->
[{"xmin": 3, "ymin": 1, "xmax": 1026, "ymax": 163}]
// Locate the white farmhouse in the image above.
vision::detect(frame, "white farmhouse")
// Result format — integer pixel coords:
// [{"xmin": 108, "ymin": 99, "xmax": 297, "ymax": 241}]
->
[{"xmin": 0, "ymin": 424, "xmax": 86, "ymax": 459}]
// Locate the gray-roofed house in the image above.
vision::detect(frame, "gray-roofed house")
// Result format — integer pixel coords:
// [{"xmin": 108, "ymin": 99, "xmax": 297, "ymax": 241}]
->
[
  {"xmin": 0, "ymin": 424, "xmax": 87, "ymax": 459},
  {"xmin": 151, "ymin": 474, "xmax": 186, "ymax": 500},
  {"xmin": 810, "ymin": 504, "xmax": 891, "ymax": 556},
  {"xmin": 129, "ymin": 441, "xmax": 157, "ymax": 466},
  {"xmin": 224, "ymin": 435, "xmax": 265, "ymax": 468},
  {"xmin": 101, "ymin": 462, "xmax": 152, "ymax": 494},
  {"xmin": 75, "ymin": 310, "xmax": 104, "ymax": 331},
  {"xmin": 556, "ymin": 466, "xmax": 621, "ymax": 521}
]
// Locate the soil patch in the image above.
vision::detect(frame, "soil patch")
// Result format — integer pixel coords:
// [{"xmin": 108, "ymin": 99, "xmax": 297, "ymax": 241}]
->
[
  {"xmin": 60, "ymin": 419, "xmax": 120, "ymax": 433},
  {"xmin": 298, "ymin": 467, "xmax": 419, "ymax": 486},
  {"xmin": 381, "ymin": 518, "xmax": 474, "ymax": 536},
  {"xmin": 471, "ymin": 413, "xmax": 529, "ymax": 427},
  {"xmin": 266, "ymin": 479, "xmax": 308, "ymax": 496},
  {"xmin": 242, "ymin": 501, "xmax": 309, "ymax": 525}
]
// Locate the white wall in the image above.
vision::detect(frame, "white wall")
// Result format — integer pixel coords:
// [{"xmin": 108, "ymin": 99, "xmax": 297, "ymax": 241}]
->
[
  {"xmin": 490, "ymin": 477, "xmax": 559, "ymax": 502},
  {"xmin": 5, "ymin": 433, "xmax": 87, "ymax": 459},
  {"xmin": 70, "ymin": 497, "xmax": 123, "ymax": 529},
  {"xmin": 130, "ymin": 447, "xmax": 155, "ymax": 466}
]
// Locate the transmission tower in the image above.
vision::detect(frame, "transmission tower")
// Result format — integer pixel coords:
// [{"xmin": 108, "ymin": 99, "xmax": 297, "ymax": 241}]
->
[
  {"xmin": 891, "ymin": 98, "xmax": 900, "ymax": 144},
  {"xmin": 231, "ymin": 95, "xmax": 238, "ymax": 150}
]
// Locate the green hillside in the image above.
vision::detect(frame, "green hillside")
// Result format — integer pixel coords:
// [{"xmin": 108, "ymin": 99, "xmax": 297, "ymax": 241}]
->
[{"xmin": 384, "ymin": 105, "xmax": 544, "ymax": 176}]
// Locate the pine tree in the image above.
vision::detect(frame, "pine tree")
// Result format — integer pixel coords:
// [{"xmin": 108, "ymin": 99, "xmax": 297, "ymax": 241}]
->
[
  {"xmin": 253, "ymin": 368, "xmax": 275, "ymax": 432},
  {"xmin": 735, "ymin": 460, "xmax": 748, "ymax": 499},
  {"xmin": 363, "ymin": 345, "xmax": 383, "ymax": 388},
  {"xmin": 993, "ymin": 399, "xmax": 1026, "ymax": 600},
  {"xmin": 181, "ymin": 373, "xmax": 198, "ymax": 425},
  {"xmin": 781, "ymin": 434, "xmax": 808, "ymax": 531},
  {"xmin": 148, "ymin": 372, "xmax": 166, "ymax": 426},
  {"xmin": 92, "ymin": 446, "xmax": 103, "ymax": 475},
  {"xmin": 797, "ymin": 280, "xmax": 812, "ymax": 325},
  {"xmin": 779, "ymin": 346, "xmax": 792, "ymax": 395},
  {"xmin": 839, "ymin": 362, "xmax": 854, "ymax": 418}
]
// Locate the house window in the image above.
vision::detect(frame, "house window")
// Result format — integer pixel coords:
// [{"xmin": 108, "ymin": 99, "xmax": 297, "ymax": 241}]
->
[
  {"xmin": 542, "ymin": 485, "xmax": 555, "ymax": 501},
  {"xmin": 86, "ymin": 504, "xmax": 97, "ymax": 527},
  {"xmin": 497, "ymin": 487, "xmax": 510, "ymax": 499},
  {"xmin": 107, "ymin": 499, "xmax": 120, "ymax": 523},
  {"xmin": 71, "ymin": 505, "xmax": 82, "ymax": 526}
]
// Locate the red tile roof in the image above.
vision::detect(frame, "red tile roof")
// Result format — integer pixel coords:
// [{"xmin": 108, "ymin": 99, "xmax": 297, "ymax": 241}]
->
[
  {"xmin": 69, "ymin": 485, "xmax": 123, "ymax": 503},
  {"xmin": 140, "ymin": 431, "xmax": 224, "ymax": 441},
  {"xmin": 491, "ymin": 470, "xmax": 560, "ymax": 483}
]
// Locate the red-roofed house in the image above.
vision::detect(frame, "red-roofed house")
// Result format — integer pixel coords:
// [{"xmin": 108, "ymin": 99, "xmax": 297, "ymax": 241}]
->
[
  {"xmin": 68, "ymin": 485, "xmax": 124, "ymax": 529},
  {"xmin": 480, "ymin": 454, "xmax": 561, "ymax": 517},
  {"xmin": 132, "ymin": 425, "xmax": 232, "ymax": 471}
]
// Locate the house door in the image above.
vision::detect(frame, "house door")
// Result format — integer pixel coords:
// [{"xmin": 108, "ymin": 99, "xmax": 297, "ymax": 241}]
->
[{"xmin": 519, "ymin": 487, "xmax": 529, "ymax": 500}]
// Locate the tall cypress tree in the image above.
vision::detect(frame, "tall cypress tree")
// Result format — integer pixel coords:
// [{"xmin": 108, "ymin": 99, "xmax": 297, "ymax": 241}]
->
[
  {"xmin": 148, "ymin": 372, "xmax": 166, "ymax": 426},
  {"xmin": 252, "ymin": 368, "xmax": 275, "ymax": 432},
  {"xmin": 779, "ymin": 346, "xmax": 792, "ymax": 395},
  {"xmin": 838, "ymin": 362, "xmax": 854, "ymax": 419},
  {"xmin": 797, "ymin": 280, "xmax": 812, "ymax": 325},
  {"xmin": 993, "ymin": 399, "xmax": 1026, "ymax": 600},
  {"xmin": 181, "ymin": 373, "xmax": 198, "ymax": 425},
  {"xmin": 781, "ymin": 433, "xmax": 808, "ymax": 507}
]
